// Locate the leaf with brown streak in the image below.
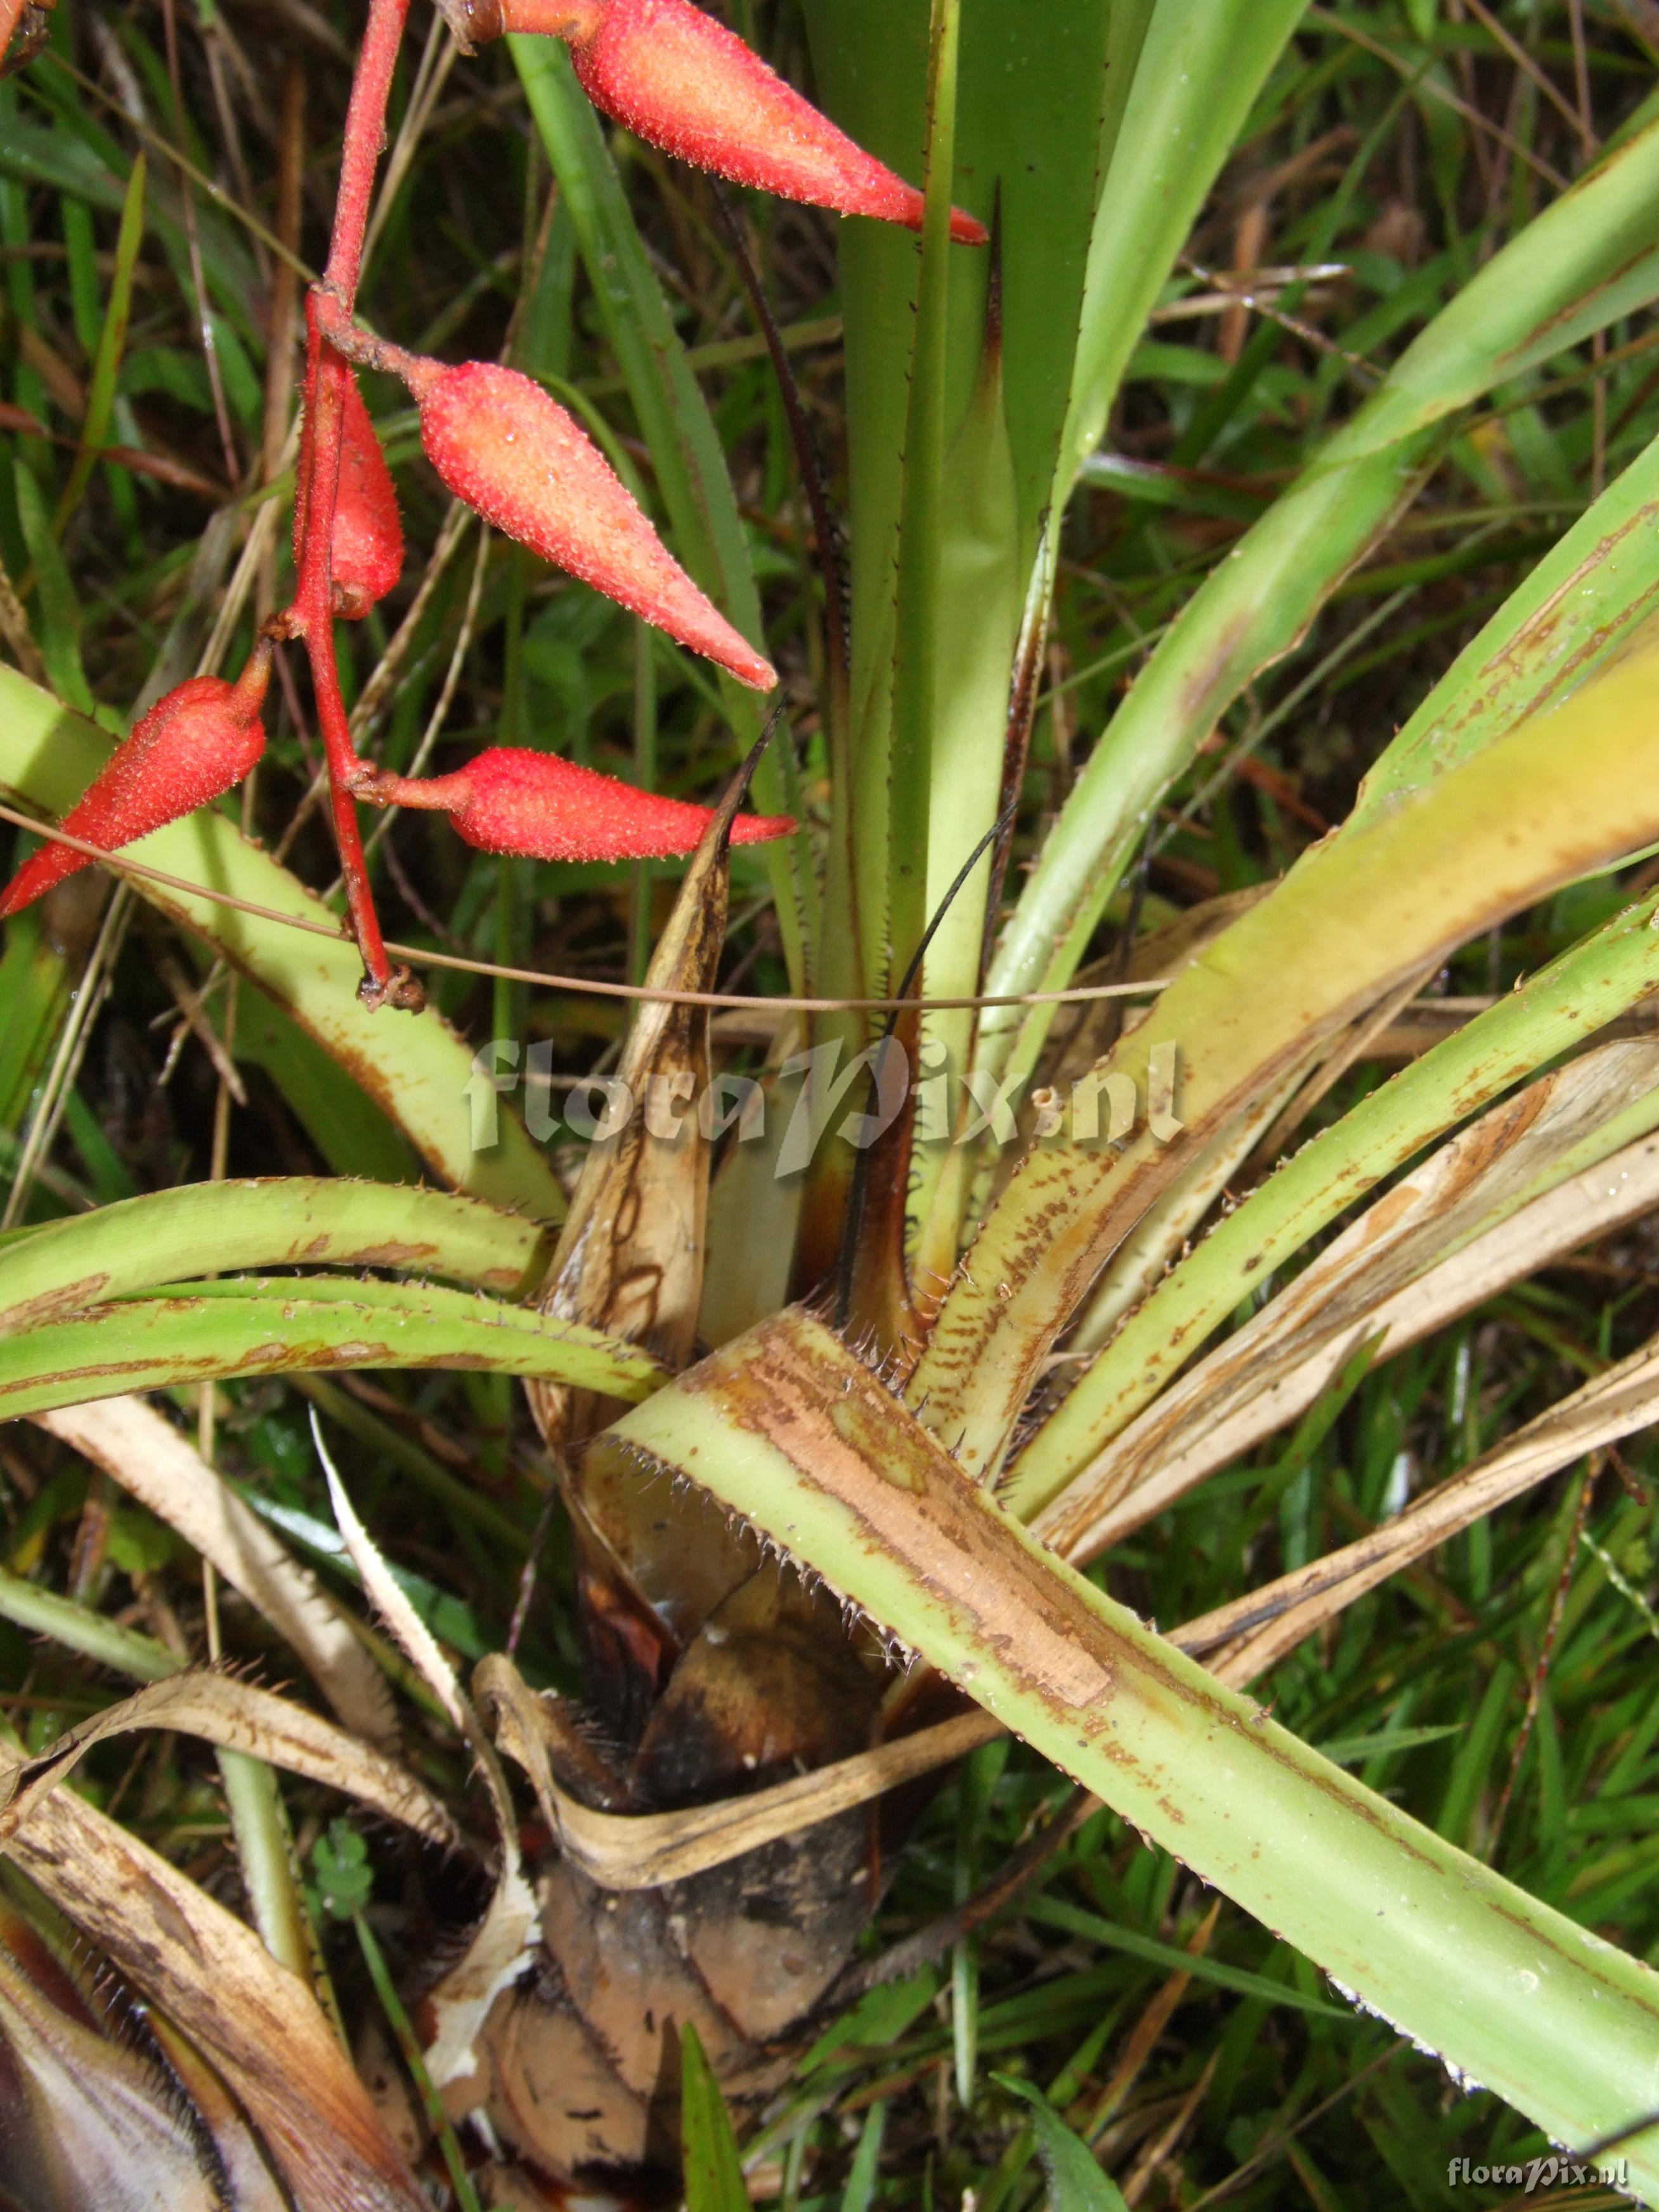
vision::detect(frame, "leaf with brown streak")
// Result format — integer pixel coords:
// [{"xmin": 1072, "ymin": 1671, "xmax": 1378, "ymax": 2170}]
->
[
  {"xmin": 5, "ymin": 1785, "xmax": 427, "ymax": 2211},
  {"xmin": 1183, "ymin": 1324, "xmax": 1659, "ymax": 1684},
  {"xmin": 0, "ymin": 1892, "xmax": 245, "ymax": 2212},
  {"xmin": 1031, "ymin": 1035, "xmax": 1659, "ymax": 1558},
  {"xmin": 603, "ymin": 1308, "xmax": 1659, "ymax": 2184},
  {"xmin": 907, "ymin": 632, "xmax": 1659, "ymax": 1483},
  {"xmin": 36, "ymin": 1395, "xmax": 396, "ymax": 1747}
]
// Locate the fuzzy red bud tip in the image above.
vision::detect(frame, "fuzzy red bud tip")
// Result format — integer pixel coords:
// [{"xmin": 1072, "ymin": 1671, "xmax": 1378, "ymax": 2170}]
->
[
  {"xmin": 365, "ymin": 747, "xmax": 794, "ymax": 863},
  {"xmin": 507, "ymin": 0, "xmax": 989, "ymax": 245},
  {"xmin": 296, "ymin": 371, "xmax": 403, "ymax": 620},
  {"xmin": 409, "ymin": 359, "xmax": 777, "ymax": 691},
  {"xmin": 0, "ymin": 647, "xmax": 271, "ymax": 920}
]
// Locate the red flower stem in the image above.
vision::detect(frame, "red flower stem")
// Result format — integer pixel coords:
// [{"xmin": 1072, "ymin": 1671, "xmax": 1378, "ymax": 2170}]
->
[{"xmin": 285, "ymin": 0, "xmax": 416, "ymax": 1008}]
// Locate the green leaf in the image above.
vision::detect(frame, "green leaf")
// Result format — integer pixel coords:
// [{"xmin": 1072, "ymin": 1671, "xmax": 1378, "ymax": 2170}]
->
[
  {"xmin": 0, "ymin": 1178, "xmax": 549, "ymax": 1336},
  {"xmin": 803, "ymin": 0, "xmax": 1118, "ymax": 1006},
  {"xmin": 799, "ymin": 1965, "xmax": 943, "ymax": 2073},
  {"xmin": 0, "ymin": 1277, "xmax": 665, "ymax": 1420},
  {"xmin": 680, "ymin": 2022, "xmax": 751, "ymax": 2212},
  {"xmin": 0, "ymin": 1565, "xmax": 178, "ymax": 1682},
  {"xmin": 886, "ymin": 0, "xmax": 963, "ymax": 984},
  {"xmin": 985, "ymin": 107, "xmax": 1659, "ymax": 1090},
  {"xmin": 312, "ymin": 1820, "xmax": 374, "ymax": 1922},
  {"xmin": 232, "ymin": 989, "xmax": 422, "ymax": 1187},
  {"xmin": 995, "ymin": 2076, "xmax": 1128, "ymax": 2212},
  {"xmin": 53, "ymin": 149, "xmax": 145, "ymax": 533},
  {"xmin": 840, "ymin": 2100, "xmax": 887, "ymax": 2212},
  {"xmin": 602, "ymin": 1310, "xmax": 1659, "ymax": 2197},
  {"xmin": 916, "ymin": 628, "xmax": 1659, "ymax": 1481},
  {"xmin": 12, "ymin": 462, "xmax": 91, "ymax": 715},
  {"xmin": 1060, "ymin": 0, "xmax": 1309, "ymax": 493},
  {"xmin": 1353, "ymin": 429, "xmax": 1659, "ymax": 819}
]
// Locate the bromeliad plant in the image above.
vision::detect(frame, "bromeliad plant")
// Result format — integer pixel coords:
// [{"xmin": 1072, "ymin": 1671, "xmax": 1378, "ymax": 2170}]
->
[{"xmin": 8, "ymin": 3, "xmax": 1659, "ymax": 2208}]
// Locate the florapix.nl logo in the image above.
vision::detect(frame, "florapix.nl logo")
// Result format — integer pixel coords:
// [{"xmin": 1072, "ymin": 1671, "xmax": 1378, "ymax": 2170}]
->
[{"xmin": 464, "ymin": 1034, "xmax": 1185, "ymax": 1171}]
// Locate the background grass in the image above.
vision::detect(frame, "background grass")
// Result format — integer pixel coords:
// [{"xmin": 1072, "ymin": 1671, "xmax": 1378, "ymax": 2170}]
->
[{"xmin": 3, "ymin": 3, "xmax": 1659, "ymax": 2206}]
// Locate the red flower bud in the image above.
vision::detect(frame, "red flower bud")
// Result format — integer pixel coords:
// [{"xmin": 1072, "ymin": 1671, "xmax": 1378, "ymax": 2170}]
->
[
  {"xmin": 359, "ymin": 746, "xmax": 795, "ymax": 862},
  {"xmin": 400, "ymin": 356, "xmax": 777, "ymax": 691},
  {"xmin": 295, "ymin": 370, "xmax": 403, "ymax": 620},
  {"xmin": 498, "ymin": 0, "xmax": 988, "ymax": 245},
  {"xmin": 0, "ymin": 644, "xmax": 272, "ymax": 920}
]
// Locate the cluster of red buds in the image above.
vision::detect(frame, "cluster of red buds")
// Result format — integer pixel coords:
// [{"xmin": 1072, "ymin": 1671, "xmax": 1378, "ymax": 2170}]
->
[{"xmin": 1, "ymin": 0, "xmax": 985, "ymax": 1008}]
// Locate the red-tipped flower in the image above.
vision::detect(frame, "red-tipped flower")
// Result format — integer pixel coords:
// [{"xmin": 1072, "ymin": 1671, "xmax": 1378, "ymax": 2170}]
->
[
  {"xmin": 396, "ymin": 355, "xmax": 776, "ymax": 691},
  {"xmin": 0, "ymin": 644, "xmax": 271, "ymax": 920},
  {"xmin": 358, "ymin": 746, "xmax": 795, "ymax": 862},
  {"xmin": 485, "ymin": 0, "xmax": 987, "ymax": 245},
  {"xmin": 295, "ymin": 370, "xmax": 403, "ymax": 620}
]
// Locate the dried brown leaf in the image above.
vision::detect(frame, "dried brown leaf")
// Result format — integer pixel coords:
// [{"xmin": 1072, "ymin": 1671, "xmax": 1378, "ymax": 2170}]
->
[
  {"xmin": 6, "ymin": 1785, "xmax": 426, "ymax": 2211},
  {"xmin": 36, "ymin": 1396, "xmax": 396, "ymax": 1747},
  {"xmin": 1184, "ymin": 1329, "xmax": 1659, "ymax": 1682},
  {"xmin": 0, "ymin": 1671, "xmax": 454, "ymax": 1847}
]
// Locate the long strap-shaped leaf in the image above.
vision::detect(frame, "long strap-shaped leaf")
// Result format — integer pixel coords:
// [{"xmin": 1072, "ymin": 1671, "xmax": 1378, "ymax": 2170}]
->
[
  {"xmin": 911, "ymin": 629, "xmax": 1659, "ymax": 1482},
  {"xmin": 1013, "ymin": 882, "xmax": 1659, "ymax": 1506},
  {"xmin": 982, "ymin": 112, "xmax": 1659, "ymax": 1091},
  {"xmin": 0, "ymin": 1176, "xmax": 549, "ymax": 1334},
  {"xmin": 601, "ymin": 1308, "xmax": 1659, "ymax": 2192},
  {"xmin": 0, "ymin": 1277, "xmax": 665, "ymax": 1421}
]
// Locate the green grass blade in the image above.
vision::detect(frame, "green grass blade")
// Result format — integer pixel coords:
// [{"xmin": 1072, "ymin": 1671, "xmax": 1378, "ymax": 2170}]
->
[
  {"xmin": 602, "ymin": 1309, "xmax": 1659, "ymax": 2197},
  {"xmin": 0, "ymin": 667, "xmax": 564, "ymax": 1220},
  {"xmin": 52, "ymin": 149, "xmax": 145, "ymax": 535},
  {"xmin": 0, "ymin": 1178, "xmax": 549, "ymax": 1334},
  {"xmin": 681, "ymin": 2021, "xmax": 753, "ymax": 2212},
  {"xmin": 0, "ymin": 1278, "xmax": 666, "ymax": 1421},
  {"xmin": 996, "ymin": 2076, "xmax": 1128, "ymax": 2211}
]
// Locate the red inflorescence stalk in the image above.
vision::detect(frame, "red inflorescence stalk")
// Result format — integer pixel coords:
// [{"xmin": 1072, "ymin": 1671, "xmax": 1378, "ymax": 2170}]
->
[
  {"xmin": 287, "ymin": 0, "xmax": 417, "ymax": 1008},
  {"xmin": 294, "ymin": 368, "xmax": 403, "ymax": 621},
  {"xmin": 489, "ymin": 0, "xmax": 989, "ymax": 244},
  {"xmin": 0, "ymin": 644, "xmax": 272, "ymax": 920},
  {"xmin": 357, "ymin": 747, "xmax": 794, "ymax": 861},
  {"xmin": 400, "ymin": 357, "xmax": 776, "ymax": 691}
]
